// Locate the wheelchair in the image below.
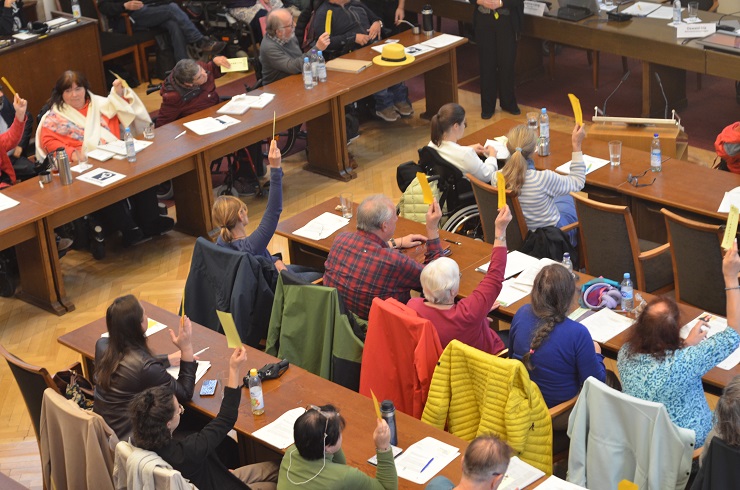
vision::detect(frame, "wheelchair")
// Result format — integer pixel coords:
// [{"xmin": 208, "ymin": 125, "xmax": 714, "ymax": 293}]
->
[
  {"xmin": 182, "ymin": 0, "xmax": 256, "ymax": 59},
  {"xmin": 397, "ymin": 146, "xmax": 483, "ymax": 240}
]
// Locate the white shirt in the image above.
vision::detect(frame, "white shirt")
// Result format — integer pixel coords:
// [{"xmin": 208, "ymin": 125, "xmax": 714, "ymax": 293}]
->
[{"xmin": 427, "ymin": 140, "xmax": 498, "ymax": 183}]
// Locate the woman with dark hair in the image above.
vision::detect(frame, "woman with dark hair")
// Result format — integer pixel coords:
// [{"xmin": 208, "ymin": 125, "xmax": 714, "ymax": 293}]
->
[
  {"xmin": 618, "ymin": 241, "xmax": 740, "ymax": 447},
  {"xmin": 509, "ymin": 264, "xmax": 606, "ymax": 408},
  {"xmin": 427, "ymin": 103, "xmax": 498, "ymax": 183},
  {"xmin": 278, "ymin": 404, "xmax": 397, "ymax": 489},
  {"xmin": 36, "ymin": 71, "xmax": 173, "ymax": 247},
  {"xmin": 94, "ymin": 294, "xmax": 197, "ymax": 440},
  {"xmin": 129, "ymin": 347, "xmax": 279, "ymax": 490},
  {"xmin": 700, "ymin": 375, "xmax": 740, "ymax": 469}
]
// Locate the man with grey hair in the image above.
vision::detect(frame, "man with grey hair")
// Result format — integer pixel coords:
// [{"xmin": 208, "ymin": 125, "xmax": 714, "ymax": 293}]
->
[
  {"xmin": 425, "ymin": 435, "xmax": 513, "ymax": 490},
  {"xmin": 323, "ymin": 194, "xmax": 443, "ymax": 319},
  {"xmin": 259, "ymin": 8, "xmax": 330, "ymax": 86}
]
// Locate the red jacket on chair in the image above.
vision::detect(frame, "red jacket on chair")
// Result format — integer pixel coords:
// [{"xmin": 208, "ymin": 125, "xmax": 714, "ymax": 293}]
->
[{"xmin": 360, "ymin": 297, "xmax": 443, "ymax": 419}]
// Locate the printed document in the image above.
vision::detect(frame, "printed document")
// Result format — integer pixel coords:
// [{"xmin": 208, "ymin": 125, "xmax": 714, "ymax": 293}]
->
[
  {"xmin": 680, "ymin": 313, "xmax": 740, "ymax": 370},
  {"xmin": 184, "ymin": 115, "xmax": 240, "ymax": 135},
  {"xmin": 395, "ymin": 437, "xmax": 460, "ymax": 484},
  {"xmin": 556, "ymin": 155, "xmax": 609, "ymax": 175},
  {"xmin": 718, "ymin": 187, "xmax": 740, "ymax": 212},
  {"xmin": 578, "ymin": 307, "xmax": 634, "ymax": 343},
  {"xmin": 476, "ymin": 250, "xmax": 540, "ymax": 279},
  {"xmin": 252, "ymin": 407, "xmax": 306, "ymax": 449},
  {"xmin": 292, "ymin": 212, "xmax": 350, "ymax": 240},
  {"xmin": 0, "ymin": 193, "xmax": 19, "ymax": 211},
  {"xmin": 97, "ymin": 139, "xmax": 152, "ymax": 155},
  {"xmin": 498, "ymin": 456, "xmax": 546, "ymax": 490},
  {"xmin": 77, "ymin": 168, "xmax": 126, "ymax": 187}
]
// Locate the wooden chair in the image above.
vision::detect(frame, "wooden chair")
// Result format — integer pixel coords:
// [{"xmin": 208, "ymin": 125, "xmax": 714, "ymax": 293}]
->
[
  {"xmin": 661, "ymin": 208, "xmax": 725, "ymax": 315},
  {"xmin": 0, "ymin": 344, "xmax": 77, "ymax": 451},
  {"xmin": 571, "ymin": 192, "xmax": 673, "ymax": 293}
]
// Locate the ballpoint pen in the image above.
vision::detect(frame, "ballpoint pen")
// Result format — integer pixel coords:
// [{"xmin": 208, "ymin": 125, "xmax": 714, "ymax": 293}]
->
[
  {"xmin": 443, "ymin": 238, "xmax": 462, "ymax": 245},
  {"xmin": 194, "ymin": 347, "xmax": 210, "ymax": 357},
  {"xmin": 174, "ymin": 131, "xmax": 186, "ymax": 139},
  {"xmin": 420, "ymin": 457, "xmax": 434, "ymax": 473}
]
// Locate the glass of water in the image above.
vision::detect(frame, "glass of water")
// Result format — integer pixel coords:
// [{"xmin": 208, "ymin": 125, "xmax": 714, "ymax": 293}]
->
[{"xmin": 609, "ymin": 140, "xmax": 622, "ymax": 166}]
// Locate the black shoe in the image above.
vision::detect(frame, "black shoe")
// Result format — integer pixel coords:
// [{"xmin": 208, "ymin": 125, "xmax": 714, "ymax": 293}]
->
[
  {"xmin": 142, "ymin": 216, "xmax": 175, "ymax": 237},
  {"xmin": 198, "ymin": 37, "xmax": 226, "ymax": 55},
  {"xmin": 502, "ymin": 106, "xmax": 521, "ymax": 116},
  {"xmin": 122, "ymin": 227, "xmax": 150, "ymax": 248},
  {"xmin": 481, "ymin": 112, "xmax": 493, "ymax": 120}
]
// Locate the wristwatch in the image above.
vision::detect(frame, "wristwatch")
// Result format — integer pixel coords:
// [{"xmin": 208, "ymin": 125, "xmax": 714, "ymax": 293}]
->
[{"xmin": 389, "ymin": 238, "xmax": 397, "ymax": 249}]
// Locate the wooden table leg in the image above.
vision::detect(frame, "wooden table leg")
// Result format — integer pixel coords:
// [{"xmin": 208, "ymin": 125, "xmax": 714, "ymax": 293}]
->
[
  {"xmin": 422, "ymin": 49, "xmax": 459, "ymax": 119},
  {"xmin": 173, "ymin": 154, "xmax": 214, "ymax": 237},
  {"xmin": 305, "ymin": 98, "xmax": 355, "ymax": 181}
]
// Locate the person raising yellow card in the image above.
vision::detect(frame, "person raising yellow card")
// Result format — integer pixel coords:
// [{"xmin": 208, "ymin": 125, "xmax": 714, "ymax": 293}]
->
[{"xmin": 325, "ymin": 10, "xmax": 333, "ymax": 35}]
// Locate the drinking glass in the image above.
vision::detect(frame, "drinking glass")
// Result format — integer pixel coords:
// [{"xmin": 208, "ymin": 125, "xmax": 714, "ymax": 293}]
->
[
  {"xmin": 609, "ymin": 140, "xmax": 622, "ymax": 166},
  {"xmin": 339, "ymin": 193, "xmax": 353, "ymax": 219}
]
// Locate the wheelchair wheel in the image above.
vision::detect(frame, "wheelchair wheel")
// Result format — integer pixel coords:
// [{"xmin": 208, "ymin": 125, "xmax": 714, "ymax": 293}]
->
[
  {"xmin": 442, "ymin": 204, "xmax": 483, "ymax": 240},
  {"xmin": 264, "ymin": 126, "xmax": 299, "ymax": 158},
  {"xmin": 156, "ymin": 180, "xmax": 174, "ymax": 200}
]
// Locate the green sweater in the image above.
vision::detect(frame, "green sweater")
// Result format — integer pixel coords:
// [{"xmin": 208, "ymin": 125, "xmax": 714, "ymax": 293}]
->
[{"xmin": 278, "ymin": 445, "xmax": 397, "ymax": 490}]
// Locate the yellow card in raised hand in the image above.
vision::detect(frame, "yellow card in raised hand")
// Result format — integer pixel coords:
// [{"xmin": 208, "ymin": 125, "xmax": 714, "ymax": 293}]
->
[
  {"xmin": 325, "ymin": 10, "xmax": 333, "ymax": 35},
  {"xmin": 568, "ymin": 93, "xmax": 583, "ymax": 127},
  {"xmin": 496, "ymin": 172, "xmax": 506, "ymax": 209},
  {"xmin": 416, "ymin": 172, "xmax": 433, "ymax": 204},
  {"xmin": 180, "ymin": 289, "xmax": 185, "ymax": 328},
  {"xmin": 216, "ymin": 310, "xmax": 243, "ymax": 348},
  {"xmin": 722, "ymin": 205, "xmax": 739, "ymax": 250},
  {"xmin": 618, "ymin": 481, "xmax": 638, "ymax": 490},
  {"xmin": 1, "ymin": 76, "xmax": 16, "ymax": 96},
  {"xmin": 109, "ymin": 70, "xmax": 129, "ymax": 89},
  {"xmin": 370, "ymin": 389, "xmax": 382, "ymax": 420}
]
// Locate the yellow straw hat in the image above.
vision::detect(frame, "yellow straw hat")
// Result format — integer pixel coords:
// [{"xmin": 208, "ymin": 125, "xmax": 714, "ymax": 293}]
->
[{"xmin": 372, "ymin": 43, "xmax": 415, "ymax": 67}]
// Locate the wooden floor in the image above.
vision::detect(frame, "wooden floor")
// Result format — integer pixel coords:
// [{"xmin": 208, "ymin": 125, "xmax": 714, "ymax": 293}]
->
[{"xmin": 0, "ymin": 71, "xmax": 717, "ymax": 488}]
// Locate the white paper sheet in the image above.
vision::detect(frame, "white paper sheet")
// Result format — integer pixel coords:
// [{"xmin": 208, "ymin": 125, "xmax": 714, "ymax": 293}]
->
[
  {"xmin": 498, "ymin": 456, "xmax": 546, "ymax": 490},
  {"xmin": 621, "ymin": 2, "xmax": 661, "ymax": 16},
  {"xmin": 371, "ymin": 42, "xmax": 435, "ymax": 56},
  {"xmin": 70, "ymin": 163, "xmax": 93, "ymax": 173},
  {"xmin": 235, "ymin": 93, "xmax": 275, "ymax": 109},
  {"xmin": 556, "ymin": 155, "xmax": 610, "ymax": 175},
  {"xmin": 292, "ymin": 212, "xmax": 350, "ymax": 240},
  {"xmin": 476, "ymin": 250, "xmax": 540, "ymax": 279},
  {"xmin": 578, "ymin": 307, "xmax": 634, "ymax": 343},
  {"xmin": 680, "ymin": 313, "xmax": 740, "ymax": 370},
  {"xmin": 646, "ymin": 6, "xmax": 676, "ymax": 19},
  {"xmin": 484, "ymin": 136, "xmax": 510, "ymax": 160},
  {"xmin": 496, "ymin": 278, "xmax": 532, "ymax": 307},
  {"xmin": 252, "ymin": 407, "xmax": 306, "ymax": 449},
  {"xmin": 512, "ymin": 257, "xmax": 559, "ymax": 290},
  {"xmin": 0, "ymin": 192, "xmax": 20, "ymax": 211},
  {"xmin": 183, "ymin": 116, "xmax": 240, "ymax": 136},
  {"xmin": 420, "ymin": 34, "xmax": 464, "ymax": 49},
  {"xmin": 76, "ymin": 168, "xmax": 126, "ymax": 187},
  {"xmin": 97, "ymin": 139, "xmax": 152, "ymax": 156},
  {"xmin": 718, "ymin": 187, "xmax": 740, "ymax": 212},
  {"xmin": 167, "ymin": 360, "xmax": 211, "ymax": 384},
  {"xmin": 217, "ymin": 96, "xmax": 252, "ymax": 115},
  {"xmin": 394, "ymin": 437, "xmax": 460, "ymax": 484}
]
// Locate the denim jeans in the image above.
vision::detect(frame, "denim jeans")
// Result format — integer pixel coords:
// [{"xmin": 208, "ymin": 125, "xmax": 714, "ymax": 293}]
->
[
  {"xmin": 555, "ymin": 194, "xmax": 578, "ymax": 246},
  {"xmin": 130, "ymin": 3, "xmax": 203, "ymax": 61},
  {"xmin": 373, "ymin": 82, "xmax": 409, "ymax": 111}
]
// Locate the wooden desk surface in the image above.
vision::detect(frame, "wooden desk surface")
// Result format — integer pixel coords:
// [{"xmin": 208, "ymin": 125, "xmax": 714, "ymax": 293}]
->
[{"xmin": 58, "ymin": 301, "xmax": 468, "ymax": 488}]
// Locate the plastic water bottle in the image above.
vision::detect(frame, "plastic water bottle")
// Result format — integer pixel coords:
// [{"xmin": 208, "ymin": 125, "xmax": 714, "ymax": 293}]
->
[
  {"xmin": 380, "ymin": 400, "xmax": 398, "ymax": 446},
  {"xmin": 621, "ymin": 273, "xmax": 634, "ymax": 312},
  {"xmin": 248, "ymin": 368, "xmax": 265, "ymax": 415},
  {"xmin": 124, "ymin": 127, "xmax": 136, "ymax": 163},
  {"xmin": 562, "ymin": 253, "xmax": 573, "ymax": 273},
  {"xmin": 672, "ymin": 0, "xmax": 682, "ymax": 24},
  {"xmin": 302, "ymin": 57, "xmax": 314, "ymax": 90},
  {"xmin": 650, "ymin": 133, "xmax": 662, "ymax": 172},
  {"xmin": 317, "ymin": 50, "xmax": 327, "ymax": 83},
  {"xmin": 71, "ymin": 0, "xmax": 81, "ymax": 18},
  {"xmin": 309, "ymin": 48, "xmax": 319, "ymax": 86},
  {"xmin": 538, "ymin": 108, "xmax": 550, "ymax": 156}
]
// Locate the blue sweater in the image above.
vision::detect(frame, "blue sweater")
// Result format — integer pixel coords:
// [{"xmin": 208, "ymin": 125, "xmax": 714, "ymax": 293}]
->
[
  {"xmin": 510, "ymin": 304, "xmax": 606, "ymax": 407},
  {"xmin": 216, "ymin": 167, "xmax": 283, "ymax": 262}
]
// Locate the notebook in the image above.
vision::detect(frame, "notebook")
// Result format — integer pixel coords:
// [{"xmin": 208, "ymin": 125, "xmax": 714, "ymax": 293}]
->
[{"xmin": 556, "ymin": 0, "xmax": 599, "ymax": 21}]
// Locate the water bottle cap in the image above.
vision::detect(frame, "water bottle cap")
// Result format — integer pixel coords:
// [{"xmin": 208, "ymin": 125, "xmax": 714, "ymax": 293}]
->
[
  {"xmin": 564, "ymin": 253, "xmax": 570, "ymax": 258},
  {"xmin": 654, "ymin": 133, "xmax": 659, "ymax": 137},
  {"xmin": 380, "ymin": 400, "xmax": 395, "ymax": 411},
  {"xmin": 541, "ymin": 108, "xmax": 547, "ymax": 113},
  {"xmin": 624, "ymin": 273, "xmax": 631, "ymax": 278},
  {"xmin": 125, "ymin": 127, "xmax": 131, "ymax": 132},
  {"xmin": 304, "ymin": 57, "xmax": 309, "ymax": 62},
  {"xmin": 249, "ymin": 368, "xmax": 258, "ymax": 376},
  {"xmin": 318, "ymin": 51, "xmax": 322, "ymax": 56}
]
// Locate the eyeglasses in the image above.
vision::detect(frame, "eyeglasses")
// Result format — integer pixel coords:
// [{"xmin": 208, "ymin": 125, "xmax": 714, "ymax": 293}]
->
[
  {"xmin": 280, "ymin": 21, "xmax": 296, "ymax": 30},
  {"xmin": 178, "ymin": 404, "xmax": 185, "ymax": 415},
  {"xmin": 626, "ymin": 170, "xmax": 656, "ymax": 188}
]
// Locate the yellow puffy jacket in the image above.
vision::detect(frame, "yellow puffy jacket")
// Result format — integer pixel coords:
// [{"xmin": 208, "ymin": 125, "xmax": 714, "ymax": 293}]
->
[{"xmin": 421, "ymin": 340, "xmax": 553, "ymax": 474}]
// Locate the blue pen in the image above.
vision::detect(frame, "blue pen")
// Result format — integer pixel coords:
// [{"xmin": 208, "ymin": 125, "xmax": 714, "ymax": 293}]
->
[{"xmin": 420, "ymin": 457, "xmax": 434, "ymax": 473}]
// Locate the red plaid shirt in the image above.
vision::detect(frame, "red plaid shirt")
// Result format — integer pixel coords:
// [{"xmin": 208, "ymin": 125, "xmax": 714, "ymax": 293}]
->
[{"xmin": 323, "ymin": 230, "xmax": 443, "ymax": 319}]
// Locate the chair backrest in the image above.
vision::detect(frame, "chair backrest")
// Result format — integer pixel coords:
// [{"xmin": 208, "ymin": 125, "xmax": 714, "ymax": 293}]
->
[
  {"xmin": 468, "ymin": 174, "xmax": 528, "ymax": 248},
  {"xmin": 418, "ymin": 146, "xmax": 474, "ymax": 216},
  {"xmin": 113, "ymin": 441, "xmax": 197, "ymax": 489},
  {"xmin": 0, "ymin": 344, "xmax": 60, "ymax": 447},
  {"xmin": 572, "ymin": 192, "xmax": 644, "ymax": 288},
  {"xmin": 568, "ymin": 377, "xmax": 695, "ymax": 490},
  {"xmin": 662, "ymin": 208, "xmax": 725, "ymax": 315}
]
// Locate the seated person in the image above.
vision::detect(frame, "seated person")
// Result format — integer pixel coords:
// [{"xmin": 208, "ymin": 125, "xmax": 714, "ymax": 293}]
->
[
  {"xmin": 227, "ymin": 0, "xmax": 283, "ymax": 46},
  {"xmin": 0, "ymin": 91, "xmax": 27, "ymax": 186},
  {"xmin": 212, "ymin": 140, "xmax": 322, "ymax": 283},
  {"xmin": 38, "ymin": 70, "xmax": 174, "ymax": 246},
  {"xmin": 498, "ymin": 124, "xmax": 585, "ymax": 242},
  {"xmin": 0, "ymin": 0, "xmax": 23, "ymax": 35},
  {"xmin": 94, "ymin": 294, "xmax": 197, "ymax": 441},
  {"xmin": 278, "ymin": 404, "xmax": 396, "ymax": 489},
  {"xmin": 425, "ymin": 435, "xmax": 513, "ymax": 490},
  {"xmin": 407, "ymin": 205, "xmax": 510, "ymax": 355},
  {"xmin": 323, "ymin": 194, "xmax": 443, "ymax": 319},
  {"xmin": 427, "ymin": 103, "xmax": 498, "ymax": 184},
  {"xmin": 509, "ymin": 264, "xmax": 606, "ymax": 410},
  {"xmin": 312, "ymin": 0, "xmax": 412, "ymax": 122},
  {"xmin": 0, "ymin": 89, "xmax": 35, "ymax": 182},
  {"xmin": 97, "ymin": 0, "xmax": 225, "ymax": 62},
  {"xmin": 715, "ymin": 121, "xmax": 740, "ymax": 173},
  {"xmin": 618, "ymin": 240, "xmax": 740, "ymax": 448},
  {"xmin": 260, "ymin": 8, "xmax": 330, "ymax": 86},
  {"xmin": 129, "ymin": 348, "xmax": 280, "ymax": 490},
  {"xmin": 701, "ymin": 375, "xmax": 740, "ymax": 467}
]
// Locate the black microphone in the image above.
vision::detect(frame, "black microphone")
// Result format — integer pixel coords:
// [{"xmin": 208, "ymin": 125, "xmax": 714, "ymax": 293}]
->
[
  {"xmin": 654, "ymin": 72, "xmax": 668, "ymax": 120},
  {"xmin": 602, "ymin": 70, "xmax": 631, "ymax": 117}
]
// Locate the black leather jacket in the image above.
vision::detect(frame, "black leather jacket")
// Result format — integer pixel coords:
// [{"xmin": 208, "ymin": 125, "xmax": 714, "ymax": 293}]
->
[{"xmin": 93, "ymin": 338, "xmax": 197, "ymax": 440}]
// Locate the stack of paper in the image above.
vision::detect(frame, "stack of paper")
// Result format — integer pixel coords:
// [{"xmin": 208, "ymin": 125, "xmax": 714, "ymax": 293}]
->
[
  {"xmin": 484, "ymin": 136, "xmax": 510, "ymax": 160},
  {"xmin": 395, "ymin": 437, "xmax": 460, "ymax": 484},
  {"xmin": 0, "ymin": 193, "xmax": 19, "ymax": 211},
  {"xmin": 556, "ymin": 155, "xmax": 610, "ymax": 175},
  {"xmin": 498, "ymin": 456, "xmax": 546, "ymax": 490},
  {"xmin": 680, "ymin": 313, "xmax": 740, "ymax": 370},
  {"xmin": 578, "ymin": 307, "xmax": 634, "ymax": 343},
  {"xmin": 718, "ymin": 187, "xmax": 740, "ymax": 212},
  {"xmin": 420, "ymin": 34, "xmax": 464, "ymax": 49},
  {"xmin": 167, "ymin": 361, "xmax": 211, "ymax": 384},
  {"xmin": 252, "ymin": 407, "xmax": 306, "ymax": 449},
  {"xmin": 97, "ymin": 139, "xmax": 152, "ymax": 155},
  {"xmin": 217, "ymin": 93, "xmax": 276, "ymax": 114},
  {"xmin": 292, "ymin": 212, "xmax": 350, "ymax": 240},
  {"xmin": 476, "ymin": 250, "xmax": 540, "ymax": 279},
  {"xmin": 183, "ymin": 115, "xmax": 240, "ymax": 135}
]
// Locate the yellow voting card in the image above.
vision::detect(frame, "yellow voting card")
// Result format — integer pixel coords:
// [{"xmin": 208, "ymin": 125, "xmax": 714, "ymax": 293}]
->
[
  {"xmin": 618, "ymin": 481, "xmax": 638, "ymax": 490},
  {"xmin": 180, "ymin": 288, "xmax": 185, "ymax": 327},
  {"xmin": 273, "ymin": 111, "xmax": 278, "ymax": 142},
  {"xmin": 108, "ymin": 70, "xmax": 129, "ymax": 89},
  {"xmin": 568, "ymin": 93, "xmax": 583, "ymax": 127},
  {"xmin": 722, "ymin": 205, "xmax": 739, "ymax": 250},
  {"xmin": 416, "ymin": 172, "xmax": 433, "ymax": 204},
  {"xmin": 216, "ymin": 310, "xmax": 243, "ymax": 348},
  {"xmin": 496, "ymin": 172, "xmax": 506, "ymax": 209},
  {"xmin": 370, "ymin": 389, "xmax": 382, "ymax": 419},
  {"xmin": 325, "ymin": 10, "xmax": 333, "ymax": 35},
  {"xmin": 1, "ymin": 76, "xmax": 16, "ymax": 96},
  {"xmin": 220, "ymin": 57, "xmax": 249, "ymax": 73}
]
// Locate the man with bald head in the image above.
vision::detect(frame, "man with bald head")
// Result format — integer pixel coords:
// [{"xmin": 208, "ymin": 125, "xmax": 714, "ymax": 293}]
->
[
  {"xmin": 426, "ymin": 435, "xmax": 513, "ymax": 490},
  {"xmin": 259, "ymin": 8, "xmax": 330, "ymax": 85},
  {"xmin": 323, "ymin": 194, "xmax": 443, "ymax": 319}
]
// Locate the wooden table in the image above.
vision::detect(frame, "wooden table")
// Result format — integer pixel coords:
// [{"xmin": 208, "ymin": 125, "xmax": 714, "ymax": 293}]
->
[
  {"xmin": 460, "ymin": 118, "xmax": 740, "ymax": 243},
  {"xmin": 57, "ymin": 301, "xmax": 468, "ymax": 488}
]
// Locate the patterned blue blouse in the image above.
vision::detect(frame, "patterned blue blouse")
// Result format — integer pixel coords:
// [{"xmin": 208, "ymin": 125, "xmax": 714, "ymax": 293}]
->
[{"xmin": 617, "ymin": 328, "xmax": 740, "ymax": 447}]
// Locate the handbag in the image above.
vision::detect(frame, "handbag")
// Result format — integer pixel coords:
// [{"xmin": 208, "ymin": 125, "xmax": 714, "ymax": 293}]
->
[
  {"xmin": 580, "ymin": 277, "xmax": 622, "ymax": 310},
  {"xmin": 53, "ymin": 370, "xmax": 94, "ymax": 410}
]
